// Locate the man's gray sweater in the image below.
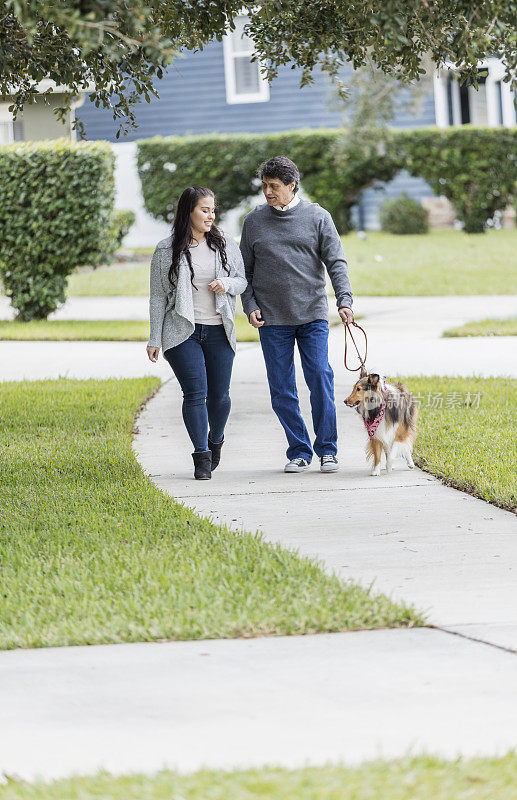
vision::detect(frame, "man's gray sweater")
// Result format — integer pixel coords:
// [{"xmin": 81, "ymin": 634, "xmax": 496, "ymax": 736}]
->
[{"xmin": 240, "ymin": 199, "xmax": 353, "ymax": 325}]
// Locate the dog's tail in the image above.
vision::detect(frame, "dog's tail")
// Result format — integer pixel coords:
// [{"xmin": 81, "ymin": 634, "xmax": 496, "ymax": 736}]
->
[{"xmin": 395, "ymin": 381, "xmax": 418, "ymax": 443}]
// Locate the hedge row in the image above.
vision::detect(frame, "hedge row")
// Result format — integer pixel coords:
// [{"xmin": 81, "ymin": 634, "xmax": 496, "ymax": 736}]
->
[
  {"xmin": 137, "ymin": 126, "xmax": 517, "ymax": 234},
  {"xmin": 398, "ymin": 127, "xmax": 517, "ymax": 233},
  {"xmin": 137, "ymin": 128, "xmax": 400, "ymax": 234},
  {"xmin": 0, "ymin": 139, "xmax": 115, "ymax": 320}
]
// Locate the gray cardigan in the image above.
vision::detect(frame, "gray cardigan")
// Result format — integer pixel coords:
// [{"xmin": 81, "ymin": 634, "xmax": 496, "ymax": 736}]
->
[{"xmin": 148, "ymin": 232, "xmax": 247, "ymax": 354}]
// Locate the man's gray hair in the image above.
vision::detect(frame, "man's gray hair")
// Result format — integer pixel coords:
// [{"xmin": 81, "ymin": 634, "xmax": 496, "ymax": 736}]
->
[{"xmin": 257, "ymin": 156, "xmax": 300, "ymax": 193}]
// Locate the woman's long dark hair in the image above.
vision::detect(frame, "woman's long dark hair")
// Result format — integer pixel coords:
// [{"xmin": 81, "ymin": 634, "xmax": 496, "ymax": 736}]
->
[{"xmin": 168, "ymin": 186, "xmax": 229, "ymax": 290}]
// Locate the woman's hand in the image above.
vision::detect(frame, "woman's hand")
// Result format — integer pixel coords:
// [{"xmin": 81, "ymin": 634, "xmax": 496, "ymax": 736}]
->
[
  {"xmin": 147, "ymin": 346, "xmax": 160, "ymax": 362},
  {"xmin": 208, "ymin": 279, "xmax": 225, "ymax": 295}
]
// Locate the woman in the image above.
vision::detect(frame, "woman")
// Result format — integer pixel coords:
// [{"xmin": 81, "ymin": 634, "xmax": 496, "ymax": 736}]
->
[{"xmin": 146, "ymin": 186, "xmax": 247, "ymax": 480}]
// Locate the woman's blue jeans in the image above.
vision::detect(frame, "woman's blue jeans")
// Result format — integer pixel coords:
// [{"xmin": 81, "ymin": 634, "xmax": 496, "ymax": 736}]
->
[{"xmin": 164, "ymin": 324, "xmax": 234, "ymax": 453}]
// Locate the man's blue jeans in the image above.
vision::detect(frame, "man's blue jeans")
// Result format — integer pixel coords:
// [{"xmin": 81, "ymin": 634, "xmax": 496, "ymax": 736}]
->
[
  {"xmin": 259, "ymin": 320, "xmax": 337, "ymax": 462},
  {"xmin": 164, "ymin": 324, "xmax": 234, "ymax": 452}
]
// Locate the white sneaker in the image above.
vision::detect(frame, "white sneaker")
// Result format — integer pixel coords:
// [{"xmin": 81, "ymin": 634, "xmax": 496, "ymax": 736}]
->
[
  {"xmin": 284, "ymin": 457, "xmax": 311, "ymax": 473},
  {"xmin": 320, "ymin": 454, "xmax": 339, "ymax": 473}
]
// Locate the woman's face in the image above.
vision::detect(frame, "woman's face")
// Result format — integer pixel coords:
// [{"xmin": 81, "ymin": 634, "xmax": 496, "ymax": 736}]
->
[{"xmin": 190, "ymin": 195, "xmax": 215, "ymax": 235}]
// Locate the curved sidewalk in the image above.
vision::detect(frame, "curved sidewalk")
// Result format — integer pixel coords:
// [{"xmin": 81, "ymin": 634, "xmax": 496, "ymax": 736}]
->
[
  {"xmin": 0, "ymin": 295, "xmax": 516, "ymax": 782},
  {"xmin": 134, "ymin": 301, "xmax": 517, "ymax": 644}
]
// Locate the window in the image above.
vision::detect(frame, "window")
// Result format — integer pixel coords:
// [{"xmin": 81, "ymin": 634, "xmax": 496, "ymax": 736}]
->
[
  {"xmin": 433, "ymin": 58, "xmax": 516, "ymax": 128},
  {"xmin": 223, "ymin": 14, "xmax": 270, "ymax": 104}
]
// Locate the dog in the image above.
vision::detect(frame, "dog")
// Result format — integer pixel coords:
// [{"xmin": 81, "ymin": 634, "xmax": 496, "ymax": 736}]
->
[{"xmin": 345, "ymin": 368, "xmax": 418, "ymax": 476}]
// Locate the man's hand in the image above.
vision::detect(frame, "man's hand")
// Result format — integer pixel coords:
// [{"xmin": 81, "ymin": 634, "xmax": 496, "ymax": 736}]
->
[
  {"xmin": 249, "ymin": 309, "xmax": 264, "ymax": 328},
  {"xmin": 208, "ymin": 279, "xmax": 225, "ymax": 295},
  {"xmin": 147, "ymin": 346, "xmax": 160, "ymax": 362},
  {"xmin": 338, "ymin": 306, "xmax": 354, "ymax": 325}
]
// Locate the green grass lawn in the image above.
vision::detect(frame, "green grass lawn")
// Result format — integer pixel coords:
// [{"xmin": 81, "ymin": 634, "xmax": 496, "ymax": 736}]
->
[
  {"xmin": 3, "ymin": 755, "xmax": 517, "ymax": 799},
  {"xmin": 0, "ymin": 377, "xmax": 420, "ymax": 650},
  {"xmin": 398, "ymin": 375, "xmax": 517, "ymax": 512},
  {"xmin": 443, "ymin": 316, "xmax": 517, "ymax": 337},
  {"xmin": 63, "ymin": 229, "xmax": 517, "ymax": 297},
  {"xmin": 0, "ymin": 320, "xmax": 150, "ymax": 341},
  {"xmin": 344, "ymin": 229, "xmax": 517, "ymax": 296},
  {"xmin": 0, "ymin": 317, "xmax": 260, "ymax": 342},
  {"xmin": 67, "ymin": 263, "xmax": 150, "ymax": 296}
]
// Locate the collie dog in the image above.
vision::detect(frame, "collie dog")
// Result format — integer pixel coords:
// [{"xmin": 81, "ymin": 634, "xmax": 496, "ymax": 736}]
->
[{"xmin": 345, "ymin": 370, "xmax": 418, "ymax": 476}]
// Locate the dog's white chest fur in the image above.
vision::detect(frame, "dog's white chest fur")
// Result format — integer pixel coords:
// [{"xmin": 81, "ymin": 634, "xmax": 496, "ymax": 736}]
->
[{"xmin": 371, "ymin": 415, "xmax": 396, "ymax": 450}]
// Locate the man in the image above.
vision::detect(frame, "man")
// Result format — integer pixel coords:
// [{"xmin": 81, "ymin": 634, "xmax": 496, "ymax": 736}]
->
[{"xmin": 240, "ymin": 155, "xmax": 354, "ymax": 473}]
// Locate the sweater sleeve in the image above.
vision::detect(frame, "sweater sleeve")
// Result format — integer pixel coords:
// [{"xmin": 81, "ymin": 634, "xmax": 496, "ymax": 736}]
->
[
  {"xmin": 220, "ymin": 235, "xmax": 248, "ymax": 296},
  {"xmin": 239, "ymin": 216, "xmax": 260, "ymax": 317},
  {"xmin": 148, "ymin": 246, "xmax": 167, "ymax": 348},
  {"xmin": 319, "ymin": 211, "xmax": 353, "ymax": 309}
]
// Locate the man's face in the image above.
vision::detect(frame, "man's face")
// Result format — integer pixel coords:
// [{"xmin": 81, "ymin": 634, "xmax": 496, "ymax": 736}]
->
[{"xmin": 262, "ymin": 177, "xmax": 296, "ymax": 207}]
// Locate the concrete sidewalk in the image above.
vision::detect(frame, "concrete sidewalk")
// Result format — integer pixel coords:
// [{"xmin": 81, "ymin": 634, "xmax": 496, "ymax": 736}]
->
[{"xmin": 1, "ymin": 629, "xmax": 516, "ymax": 782}]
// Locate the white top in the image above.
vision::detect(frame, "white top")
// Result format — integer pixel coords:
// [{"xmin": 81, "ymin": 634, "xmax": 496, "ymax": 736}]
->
[
  {"xmin": 272, "ymin": 194, "xmax": 300, "ymax": 211},
  {"xmin": 189, "ymin": 239, "xmax": 223, "ymax": 325}
]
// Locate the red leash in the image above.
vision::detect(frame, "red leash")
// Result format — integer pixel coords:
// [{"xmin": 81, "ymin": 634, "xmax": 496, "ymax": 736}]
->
[{"xmin": 343, "ymin": 320, "xmax": 368, "ymax": 373}]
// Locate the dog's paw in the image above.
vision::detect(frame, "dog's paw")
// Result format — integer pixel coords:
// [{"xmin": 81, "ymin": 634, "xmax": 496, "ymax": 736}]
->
[
  {"xmin": 370, "ymin": 467, "xmax": 381, "ymax": 477},
  {"xmin": 386, "ymin": 462, "xmax": 393, "ymax": 473}
]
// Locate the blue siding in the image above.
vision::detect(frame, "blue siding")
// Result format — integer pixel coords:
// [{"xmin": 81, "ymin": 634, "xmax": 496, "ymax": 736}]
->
[{"xmin": 77, "ymin": 41, "xmax": 436, "ymax": 141}]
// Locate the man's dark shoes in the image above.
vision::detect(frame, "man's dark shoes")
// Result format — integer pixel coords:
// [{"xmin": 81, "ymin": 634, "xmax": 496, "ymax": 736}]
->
[
  {"xmin": 192, "ymin": 450, "xmax": 212, "ymax": 480},
  {"xmin": 320, "ymin": 454, "xmax": 339, "ymax": 473},
  {"xmin": 208, "ymin": 436, "xmax": 224, "ymax": 471}
]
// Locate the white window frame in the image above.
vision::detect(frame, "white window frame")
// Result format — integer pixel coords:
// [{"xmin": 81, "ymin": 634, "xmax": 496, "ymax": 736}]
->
[
  {"xmin": 223, "ymin": 13, "xmax": 270, "ymax": 104},
  {"xmin": 433, "ymin": 58, "xmax": 516, "ymax": 128}
]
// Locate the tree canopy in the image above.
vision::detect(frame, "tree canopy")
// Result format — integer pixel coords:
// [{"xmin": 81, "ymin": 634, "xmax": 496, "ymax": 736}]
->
[{"xmin": 1, "ymin": 1, "xmax": 515, "ymax": 137}]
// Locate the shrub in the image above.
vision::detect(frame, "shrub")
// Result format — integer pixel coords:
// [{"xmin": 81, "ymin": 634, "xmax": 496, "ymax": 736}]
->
[
  {"xmin": 379, "ymin": 194, "xmax": 429, "ymax": 234},
  {"xmin": 112, "ymin": 209, "xmax": 136, "ymax": 249},
  {"xmin": 137, "ymin": 127, "xmax": 516, "ymax": 236},
  {"xmin": 137, "ymin": 133, "xmax": 267, "ymax": 222},
  {"xmin": 103, "ymin": 209, "xmax": 136, "ymax": 262},
  {"xmin": 137, "ymin": 128, "xmax": 401, "ymax": 234},
  {"xmin": 398, "ymin": 127, "xmax": 517, "ymax": 233},
  {"xmin": 0, "ymin": 139, "xmax": 115, "ymax": 320}
]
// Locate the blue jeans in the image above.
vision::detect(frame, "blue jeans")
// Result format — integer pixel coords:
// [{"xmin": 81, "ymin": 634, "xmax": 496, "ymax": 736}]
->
[
  {"xmin": 259, "ymin": 320, "xmax": 338, "ymax": 462},
  {"xmin": 164, "ymin": 324, "xmax": 234, "ymax": 453}
]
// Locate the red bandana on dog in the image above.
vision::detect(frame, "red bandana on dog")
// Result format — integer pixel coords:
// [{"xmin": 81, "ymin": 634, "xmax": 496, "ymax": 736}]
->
[{"xmin": 363, "ymin": 375, "xmax": 387, "ymax": 438}]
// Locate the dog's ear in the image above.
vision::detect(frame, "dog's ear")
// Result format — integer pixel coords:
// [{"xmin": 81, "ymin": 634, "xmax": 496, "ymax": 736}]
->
[
  {"xmin": 359, "ymin": 365, "xmax": 367, "ymax": 379},
  {"xmin": 368, "ymin": 373, "xmax": 380, "ymax": 388}
]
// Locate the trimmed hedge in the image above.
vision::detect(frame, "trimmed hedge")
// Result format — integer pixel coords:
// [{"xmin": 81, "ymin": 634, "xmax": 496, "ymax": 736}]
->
[
  {"xmin": 399, "ymin": 127, "xmax": 517, "ymax": 233},
  {"xmin": 380, "ymin": 194, "xmax": 429, "ymax": 234},
  {"xmin": 137, "ymin": 133, "xmax": 264, "ymax": 223},
  {"xmin": 137, "ymin": 129, "xmax": 400, "ymax": 233},
  {"xmin": 108, "ymin": 209, "xmax": 136, "ymax": 257},
  {"xmin": 0, "ymin": 139, "xmax": 115, "ymax": 320},
  {"xmin": 138, "ymin": 127, "xmax": 516, "ymax": 236}
]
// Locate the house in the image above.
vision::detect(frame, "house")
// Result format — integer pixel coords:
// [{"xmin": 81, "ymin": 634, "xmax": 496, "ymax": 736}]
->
[
  {"xmin": 0, "ymin": 80, "xmax": 88, "ymax": 144},
  {"xmin": 76, "ymin": 12, "xmax": 516, "ymax": 241}
]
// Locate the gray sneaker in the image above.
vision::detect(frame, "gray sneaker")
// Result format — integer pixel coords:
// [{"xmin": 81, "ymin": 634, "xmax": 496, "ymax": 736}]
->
[
  {"xmin": 284, "ymin": 457, "xmax": 311, "ymax": 473},
  {"xmin": 320, "ymin": 454, "xmax": 339, "ymax": 473}
]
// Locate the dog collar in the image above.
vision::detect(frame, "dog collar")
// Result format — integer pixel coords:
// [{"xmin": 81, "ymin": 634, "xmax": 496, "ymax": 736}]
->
[{"xmin": 363, "ymin": 376, "xmax": 387, "ymax": 438}]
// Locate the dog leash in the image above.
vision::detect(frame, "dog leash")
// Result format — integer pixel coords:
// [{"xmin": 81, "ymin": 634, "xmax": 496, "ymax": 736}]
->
[{"xmin": 343, "ymin": 319, "xmax": 368, "ymax": 373}]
